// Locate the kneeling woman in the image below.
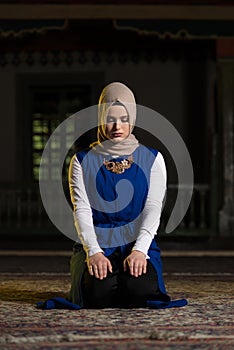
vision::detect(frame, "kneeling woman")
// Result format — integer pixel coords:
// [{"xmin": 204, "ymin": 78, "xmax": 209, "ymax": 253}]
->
[{"xmin": 68, "ymin": 82, "xmax": 186, "ymax": 309}]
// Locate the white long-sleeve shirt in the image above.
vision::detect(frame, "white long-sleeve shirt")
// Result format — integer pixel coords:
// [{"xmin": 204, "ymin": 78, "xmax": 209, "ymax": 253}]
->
[{"xmin": 69, "ymin": 151, "xmax": 167, "ymax": 257}]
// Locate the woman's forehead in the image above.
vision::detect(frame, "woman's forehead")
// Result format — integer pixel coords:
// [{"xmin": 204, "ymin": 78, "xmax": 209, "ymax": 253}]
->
[{"xmin": 107, "ymin": 104, "xmax": 128, "ymax": 117}]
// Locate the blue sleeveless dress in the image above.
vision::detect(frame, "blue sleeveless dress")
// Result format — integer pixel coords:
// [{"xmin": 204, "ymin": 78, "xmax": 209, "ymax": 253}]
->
[{"xmin": 69, "ymin": 145, "xmax": 169, "ymax": 305}]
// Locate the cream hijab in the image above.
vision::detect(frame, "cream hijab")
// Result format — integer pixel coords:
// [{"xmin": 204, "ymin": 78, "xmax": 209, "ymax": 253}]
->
[{"xmin": 91, "ymin": 82, "xmax": 139, "ymax": 156}]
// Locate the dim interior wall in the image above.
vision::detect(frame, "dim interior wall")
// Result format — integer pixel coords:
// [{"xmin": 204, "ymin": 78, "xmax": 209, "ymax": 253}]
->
[
  {"xmin": 0, "ymin": 71, "xmax": 16, "ymax": 182},
  {"xmin": 0, "ymin": 53, "xmax": 215, "ymax": 184},
  {"xmin": 105, "ymin": 62, "xmax": 186, "ymax": 138}
]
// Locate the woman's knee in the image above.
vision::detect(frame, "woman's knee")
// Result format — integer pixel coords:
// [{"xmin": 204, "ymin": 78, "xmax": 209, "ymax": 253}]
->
[
  {"xmin": 119, "ymin": 264, "xmax": 159, "ymax": 298},
  {"xmin": 124, "ymin": 275, "xmax": 155, "ymax": 297},
  {"xmin": 82, "ymin": 272, "xmax": 117, "ymax": 308}
]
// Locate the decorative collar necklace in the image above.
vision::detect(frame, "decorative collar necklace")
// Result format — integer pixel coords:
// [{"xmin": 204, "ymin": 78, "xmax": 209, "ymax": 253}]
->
[{"xmin": 103, "ymin": 155, "xmax": 133, "ymax": 174}]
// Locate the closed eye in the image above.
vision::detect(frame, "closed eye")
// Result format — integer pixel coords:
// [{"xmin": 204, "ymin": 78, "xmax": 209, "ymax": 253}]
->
[
  {"xmin": 106, "ymin": 116, "xmax": 129, "ymax": 123},
  {"xmin": 106, "ymin": 116, "xmax": 115, "ymax": 123},
  {"xmin": 121, "ymin": 116, "xmax": 129, "ymax": 123}
]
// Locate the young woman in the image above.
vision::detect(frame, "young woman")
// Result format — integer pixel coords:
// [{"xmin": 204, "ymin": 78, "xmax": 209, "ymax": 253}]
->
[{"xmin": 67, "ymin": 82, "xmax": 187, "ymax": 309}]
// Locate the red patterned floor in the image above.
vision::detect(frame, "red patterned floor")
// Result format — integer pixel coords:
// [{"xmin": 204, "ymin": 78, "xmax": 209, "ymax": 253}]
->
[{"xmin": 0, "ymin": 273, "xmax": 233, "ymax": 349}]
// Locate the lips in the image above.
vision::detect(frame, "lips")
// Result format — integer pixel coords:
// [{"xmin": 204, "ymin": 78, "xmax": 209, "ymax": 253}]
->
[{"xmin": 111, "ymin": 133, "xmax": 122, "ymax": 137}]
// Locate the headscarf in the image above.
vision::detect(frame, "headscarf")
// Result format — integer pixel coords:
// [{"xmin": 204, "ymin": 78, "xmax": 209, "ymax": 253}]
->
[{"xmin": 91, "ymin": 82, "xmax": 139, "ymax": 156}]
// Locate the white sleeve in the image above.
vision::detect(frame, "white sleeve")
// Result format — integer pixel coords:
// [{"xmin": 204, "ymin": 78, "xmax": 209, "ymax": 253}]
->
[
  {"xmin": 132, "ymin": 152, "xmax": 167, "ymax": 257},
  {"xmin": 68, "ymin": 154, "xmax": 104, "ymax": 257}
]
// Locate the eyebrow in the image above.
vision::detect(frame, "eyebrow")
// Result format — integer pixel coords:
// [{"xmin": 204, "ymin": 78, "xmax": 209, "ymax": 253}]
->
[{"xmin": 107, "ymin": 115, "xmax": 128, "ymax": 118}]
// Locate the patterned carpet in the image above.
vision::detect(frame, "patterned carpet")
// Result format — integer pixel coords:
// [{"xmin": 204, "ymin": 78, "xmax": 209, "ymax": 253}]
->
[{"xmin": 0, "ymin": 273, "xmax": 233, "ymax": 349}]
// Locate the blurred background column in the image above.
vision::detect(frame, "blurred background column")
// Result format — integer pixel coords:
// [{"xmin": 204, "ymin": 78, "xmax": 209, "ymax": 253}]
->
[{"xmin": 217, "ymin": 39, "xmax": 234, "ymax": 236}]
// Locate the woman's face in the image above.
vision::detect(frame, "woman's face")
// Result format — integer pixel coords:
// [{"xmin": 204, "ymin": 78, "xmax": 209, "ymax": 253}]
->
[{"xmin": 105, "ymin": 105, "xmax": 130, "ymax": 142}]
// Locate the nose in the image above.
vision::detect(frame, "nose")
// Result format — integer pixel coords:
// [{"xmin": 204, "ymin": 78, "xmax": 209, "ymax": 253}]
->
[{"xmin": 113, "ymin": 120, "xmax": 121, "ymax": 129}]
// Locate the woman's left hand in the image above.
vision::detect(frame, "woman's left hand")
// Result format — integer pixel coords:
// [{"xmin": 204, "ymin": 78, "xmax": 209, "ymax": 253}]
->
[{"xmin": 123, "ymin": 250, "xmax": 147, "ymax": 277}]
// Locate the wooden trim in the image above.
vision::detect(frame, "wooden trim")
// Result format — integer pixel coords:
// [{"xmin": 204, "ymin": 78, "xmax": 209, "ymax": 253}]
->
[
  {"xmin": 1, "ymin": 0, "xmax": 234, "ymax": 4},
  {"xmin": 0, "ymin": 5, "xmax": 234, "ymax": 20}
]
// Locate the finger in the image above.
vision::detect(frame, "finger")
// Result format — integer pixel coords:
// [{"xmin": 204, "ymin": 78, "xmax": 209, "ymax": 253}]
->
[
  {"xmin": 102, "ymin": 265, "xmax": 107, "ymax": 278},
  {"xmin": 98, "ymin": 261, "xmax": 108, "ymax": 279},
  {"xmin": 98, "ymin": 269, "xmax": 103, "ymax": 280},
  {"xmin": 93, "ymin": 266, "xmax": 99, "ymax": 279},
  {"xmin": 133, "ymin": 264, "xmax": 140, "ymax": 277},
  {"xmin": 107, "ymin": 260, "xmax": 113, "ymax": 274},
  {"xmin": 99, "ymin": 265, "xmax": 107, "ymax": 279},
  {"xmin": 128, "ymin": 260, "xmax": 134, "ymax": 276},
  {"xmin": 137, "ymin": 265, "xmax": 143, "ymax": 276},
  {"xmin": 143, "ymin": 261, "xmax": 147, "ymax": 274},
  {"xmin": 123, "ymin": 259, "xmax": 127, "ymax": 272},
  {"xmin": 136, "ymin": 263, "xmax": 145, "ymax": 277},
  {"xmin": 89, "ymin": 264, "xmax": 94, "ymax": 276}
]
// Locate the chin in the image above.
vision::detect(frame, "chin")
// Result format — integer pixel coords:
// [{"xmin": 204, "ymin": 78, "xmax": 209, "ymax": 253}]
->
[{"xmin": 110, "ymin": 137, "xmax": 124, "ymax": 142}]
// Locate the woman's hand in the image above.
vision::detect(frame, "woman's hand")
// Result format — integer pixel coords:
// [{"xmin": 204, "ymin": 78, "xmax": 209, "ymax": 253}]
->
[
  {"xmin": 87, "ymin": 252, "xmax": 112, "ymax": 280},
  {"xmin": 123, "ymin": 250, "xmax": 147, "ymax": 277}
]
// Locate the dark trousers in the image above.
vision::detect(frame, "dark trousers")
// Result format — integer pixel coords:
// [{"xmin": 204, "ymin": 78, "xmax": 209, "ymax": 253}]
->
[{"xmin": 81, "ymin": 248, "xmax": 165, "ymax": 308}]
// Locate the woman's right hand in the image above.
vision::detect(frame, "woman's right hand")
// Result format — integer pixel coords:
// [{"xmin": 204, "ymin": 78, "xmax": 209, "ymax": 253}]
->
[{"xmin": 87, "ymin": 252, "xmax": 113, "ymax": 280}]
